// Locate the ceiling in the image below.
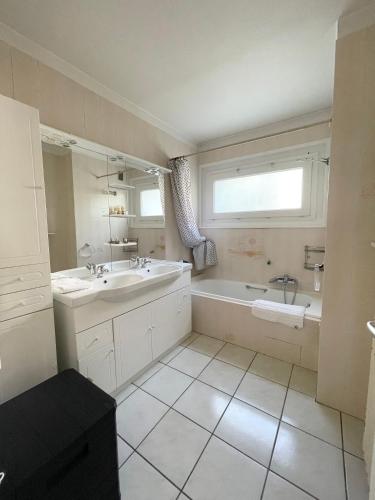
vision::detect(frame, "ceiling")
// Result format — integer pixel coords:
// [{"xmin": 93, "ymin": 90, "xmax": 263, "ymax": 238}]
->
[{"xmin": 0, "ymin": 0, "xmax": 369, "ymax": 144}]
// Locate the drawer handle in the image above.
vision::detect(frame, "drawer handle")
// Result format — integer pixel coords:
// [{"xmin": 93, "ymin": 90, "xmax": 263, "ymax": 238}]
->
[{"xmin": 87, "ymin": 336, "xmax": 100, "ymax": 347}]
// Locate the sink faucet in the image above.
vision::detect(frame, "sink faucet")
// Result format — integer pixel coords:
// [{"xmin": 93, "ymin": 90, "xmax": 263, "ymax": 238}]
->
[
  {"xmin": 130, "ymin": 256, "xmax": 152, "ymax": 269},
  {"xmin": 95, "ymin": 264, "xmax": 109, "ymax": 278},
  {"xmin": 140, "ymin": 257, "xmax": 152, "ymax": 268},
  {"xmin": 86, "ymin": 263, "xmax": 97, "ymax": 276}
]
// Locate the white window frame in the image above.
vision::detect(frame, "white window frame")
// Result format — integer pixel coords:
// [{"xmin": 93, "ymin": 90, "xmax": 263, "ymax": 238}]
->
[
  {"xmin": 130, "ymin": 175, "xmax": 165, "ymax": 228},
  {"xmin": 199, "ymin": 141, "xmax": 330, "ymax": 228}
]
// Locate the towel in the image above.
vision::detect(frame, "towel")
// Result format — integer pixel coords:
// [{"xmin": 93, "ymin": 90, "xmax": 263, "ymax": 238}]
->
[
  {"xmin": 252, "ymin": 299, "xmax": 305, "ymax": 329},
  {"xmin": 52, "ymin": 278, "xmax": 92, "ymax": 294},
  {"xmin": 193, "ymin": 239, "xmax": 218, "ymax": 271}
]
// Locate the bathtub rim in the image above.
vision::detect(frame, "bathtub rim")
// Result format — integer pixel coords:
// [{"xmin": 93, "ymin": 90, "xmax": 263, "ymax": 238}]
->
[{"xmin": 191, "ymin": 276, "xmax": 322, "ymax": 322}]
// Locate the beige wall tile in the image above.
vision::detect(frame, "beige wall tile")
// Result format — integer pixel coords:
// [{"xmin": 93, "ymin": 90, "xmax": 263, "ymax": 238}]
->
[
  {"xmin": 11, "ymin": 48, "xmax": 40, "ymax": 108},
  {"xmin": 0, "ymin": 40, "xmax": 12, "ymax": 98}
]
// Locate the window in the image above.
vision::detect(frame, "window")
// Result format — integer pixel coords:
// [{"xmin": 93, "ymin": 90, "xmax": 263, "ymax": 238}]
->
[
  {"xmin": 213, "ymin": 167, "xmax": 304, "ymax": 214},
  {"xmin": 140, "ymin": 188, "xmax": 163, "ymax": 217},
  {"xmin": 130, "ymin": 176, "xmax": 164, "ymax": 228},
  {"xmin": 200, "ymin": 144, "xmax": 329, "ymax": 228}
]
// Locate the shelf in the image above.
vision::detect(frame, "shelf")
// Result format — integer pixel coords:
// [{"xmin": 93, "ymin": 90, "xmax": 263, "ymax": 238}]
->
[
  {"xmin": 48, "ymin": 232, "xmax": 56, "ymax": 236},
  {"xmin": 103, "ymin": 214, "xmax": 136, "ymax": 218},
  {"xmin": 109, "ymin": 183, "xmax": 135, "ymax": 190},
  {"xmin": 105, "ymin": 242, "xmax": 138, "ymax": 247}
]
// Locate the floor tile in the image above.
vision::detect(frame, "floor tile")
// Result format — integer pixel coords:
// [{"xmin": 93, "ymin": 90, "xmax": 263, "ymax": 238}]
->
[
  {"xmin": 282, "ymin": 389, "xmax": 342, "ymax": 447},
  {"xmin": 161, "ymin": 345, "xmax": 184, "ymax": 364},
  {"xmin": 344, "ymin": 452, "xmax": 369, "ymax": 500},
  {"xmin": 138, "ymin": 410, "xmax": 210, "ymax": 488},
  {"xmin": 184, "ymin": 436, "xmax": 267, "ymax": 500},
  {"xmin": 142, "ymin": 365, "xmax": 193, "ymax": 405},
  {"xmin": 117, "ymin": 436, "xmax": 133, "ymax": 467},
  {"xmin": 116, "ymin": 390, "xmax": 168, "ymax": 447},
  {"xmin": 249, "ymin": 353, "xmax": 292, "ymax": 386},
  {"xmin": 133, "ymin": 362, "xmax": 164, "ymax": 386},
  {"xmin": 188, "ymin": 335, "xmax": 225, "ymax": 357},
  {"xmin": 342, "ymin": 413, "xmax": 365, "ymax": 458},
  {"xmin": 174, "ymin": 380, "xmax": 230, "ymax": 431},
  {"xmin": 180, "ymin": 332, "xmax": 200, "ymax": 346},
  {"xmin": 169, "ymin": 348, "xmax": 211, "ymax": 377},
  {"xmin": 263, "ymin": 472, "xmax": 313, "ymax": 499},
  {"xmin": 116, "ymin": 384, "xmax": 137, "ymax": 405},
  {"xmin": 119, "ymin": 453, "xmax": 179, "ymax": 500},
  {"xmin": 235, "ymin": 372, "xmax": 286, "ymax": 418},
  {"xmin": 215, "ymin": 343, "xmax": 256, "ymax": 369},
  {"xmin": 289, "ymin": 365, "xmax": 317, "ymax": 397},
  {"xmin": 271, "ymin": 423, "xmax": 346, "ymax": 500},
  {"xmin": 198, "ymin": 359, "xmax": 244, "ymax": 395},
  {"xmin": 215, "ymin": 398, "xmax": 278, "ymax": 466}
]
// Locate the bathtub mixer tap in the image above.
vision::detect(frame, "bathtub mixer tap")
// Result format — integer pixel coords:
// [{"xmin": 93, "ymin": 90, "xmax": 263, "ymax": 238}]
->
[{"xmin": 268, "ymin": 274, "xmax": 299, "ymax": 305}]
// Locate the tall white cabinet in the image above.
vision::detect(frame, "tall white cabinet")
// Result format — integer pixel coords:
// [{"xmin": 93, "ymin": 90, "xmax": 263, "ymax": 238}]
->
[{"xmin": 0, "ymin": 94, "xmax": 57, "ymax": 404}]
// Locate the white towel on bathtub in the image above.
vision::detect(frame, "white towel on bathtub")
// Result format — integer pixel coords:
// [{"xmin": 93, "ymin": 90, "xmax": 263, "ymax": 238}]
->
[{"xmin": 252, "ymin": 300, "xmax": 305, "ymax": 329}]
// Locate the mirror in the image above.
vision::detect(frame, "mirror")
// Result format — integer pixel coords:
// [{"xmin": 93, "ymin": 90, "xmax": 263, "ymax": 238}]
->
[{"xmin": 41, "ymin": 137, "xmax": 166, "ymax": 273}]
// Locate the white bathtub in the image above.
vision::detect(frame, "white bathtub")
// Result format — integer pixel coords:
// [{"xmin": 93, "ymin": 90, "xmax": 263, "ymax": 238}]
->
[{"xmin": 191, "ymin": 277, "xmax": 321, "ymax": 370}]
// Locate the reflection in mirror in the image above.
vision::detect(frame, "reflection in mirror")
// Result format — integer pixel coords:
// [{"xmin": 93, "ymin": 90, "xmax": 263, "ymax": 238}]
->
[{"xmin": 42, "ymin": 139, "xmax": 166, "ymax": 273}]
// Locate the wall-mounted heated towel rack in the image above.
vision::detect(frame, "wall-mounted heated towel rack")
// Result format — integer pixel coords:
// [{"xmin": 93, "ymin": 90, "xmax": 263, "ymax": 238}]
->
[{"xmin": 304, "ymin": 245, "xmax": 325, "ymax": 271}]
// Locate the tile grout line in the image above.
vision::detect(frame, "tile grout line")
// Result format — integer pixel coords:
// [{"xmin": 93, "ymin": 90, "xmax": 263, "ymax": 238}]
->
[
  {"xmin": 117, "ymin": 337, "xmax": 337, "ymax": 499},
  {"xmin": 340, "ymin": 412, "xmax": 349, "ymax": 500},
  {"xmin": 260, "ymin": 362, "xmax": 294, "ymax": 500},
  {"xmin": 119, "ymin": 342, "xmax": 347, "ymax": 453},
  {"xmin": 118, "ymin": 342, "xmax": 225, "ymax": 496},
  {"xmin": 178, "ymin": 348, "xmax": 258, "ymax": 496}
]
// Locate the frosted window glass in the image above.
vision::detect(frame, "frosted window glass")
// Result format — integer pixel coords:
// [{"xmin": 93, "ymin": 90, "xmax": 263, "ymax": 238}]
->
[
  {"xmin": 140, "ymin": 188, "xmax": 163, "ymax": 216},
  {"xmin": 213, "ymin": 168, "xmax": 303, "ymax": 213}
]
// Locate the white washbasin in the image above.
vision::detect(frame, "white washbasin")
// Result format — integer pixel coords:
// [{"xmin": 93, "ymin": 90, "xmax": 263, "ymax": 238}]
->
[
  {"xmin": 136, "ymin": 264, "xmax": 181, "ymax": 277},
  {"xmin": 94, "ymin": 273, "xmax": 144, "ymax": 289}
]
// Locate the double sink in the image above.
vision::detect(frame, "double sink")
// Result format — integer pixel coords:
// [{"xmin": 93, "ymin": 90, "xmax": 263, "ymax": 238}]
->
[{"xmin": 91, "ymin": 264, "xmax": 183, "ymax": 299}]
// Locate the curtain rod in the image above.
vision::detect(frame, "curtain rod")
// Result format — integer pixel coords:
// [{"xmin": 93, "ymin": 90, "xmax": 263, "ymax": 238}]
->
[{"xmin": 172, "ymin": 119, "xmax": 332, "ymax": 161}]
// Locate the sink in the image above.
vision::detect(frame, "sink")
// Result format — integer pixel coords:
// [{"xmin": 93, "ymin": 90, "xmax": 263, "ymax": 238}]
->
[
  {"xmin": 52, "ymin": 260, "xmax": 189, "ymax": 306},
  {"xmin": 136, "ymin": 264, "xmax": 181, "ymax": 277},
  {"xmin": 94, "ymin": 273, "xmax": 144, "ymax": 289},
  {"xmin": 92, "ymin": 272, "xmax": 144, "ymax": 299}
]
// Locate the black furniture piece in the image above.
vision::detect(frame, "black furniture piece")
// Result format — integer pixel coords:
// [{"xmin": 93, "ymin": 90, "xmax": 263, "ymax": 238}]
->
[{"xmin": 0, "ymin": 369, "xmax": 120, "ymax": 500}]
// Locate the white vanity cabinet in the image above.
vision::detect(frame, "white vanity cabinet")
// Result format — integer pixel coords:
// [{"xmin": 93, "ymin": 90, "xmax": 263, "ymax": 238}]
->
[{"xmin": 54, "ymin": 268, "xmax": 192, "ymax": 394}]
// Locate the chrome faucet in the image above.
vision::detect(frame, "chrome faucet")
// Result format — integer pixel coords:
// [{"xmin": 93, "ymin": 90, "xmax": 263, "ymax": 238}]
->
[
  {"xmin": 86, "ymin": 263, "xmax": 97, "ymax": 276},
  {"xmin": 269, "ymin": 274, "xmax": 297, "ymax": 286},
  {"xmin": 140, "ymin": 257, "xmax": 152, "ymax": 268},
  {"xmin": 130, "ymin": 256, "xmax": 152, "ymax": 269},
  {"xmin": 95, "ymin": 264, "xmax": 109, "ymax": 278}
]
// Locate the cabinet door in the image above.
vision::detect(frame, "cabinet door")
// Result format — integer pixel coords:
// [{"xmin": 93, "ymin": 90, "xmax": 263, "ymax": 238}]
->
[
  {"xmin": 151, "ymin": 292, "xmax": 180, "ymax": 359},
  {"xmin": 113, "ymin": 303, "xmax": 153, "ymax": 386},
  {"xmin": 0, "ymin": 309, "xmax": 57, "ymax": 404},
  {"xmin": 78, "ymin": 346, "xmax": 116, "ymax": 394},
  {"xmin": 0, "ymin": 95, "xmax": 49, "ymax": 268}
]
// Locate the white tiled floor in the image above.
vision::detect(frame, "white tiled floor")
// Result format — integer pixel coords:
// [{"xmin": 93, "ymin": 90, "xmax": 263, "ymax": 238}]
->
[{"xmin": 116, "ymin": 333, "xmax": 369, "ymax": 500}]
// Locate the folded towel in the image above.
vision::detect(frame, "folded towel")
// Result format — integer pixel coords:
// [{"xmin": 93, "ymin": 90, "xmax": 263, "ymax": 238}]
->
[
  {"xmin": 252, "ymin": 299, "xmax": 305, "ymax": 329},
  {"xmin": 52, "ymin": 278, "xmax": 92, "ymax": 294}
]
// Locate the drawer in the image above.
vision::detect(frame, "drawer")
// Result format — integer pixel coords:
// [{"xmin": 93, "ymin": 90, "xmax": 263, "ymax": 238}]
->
[
  {"xmin": 76, "ymin": 321, "xmax": 114, "ymax": 359},
  {"xmin": 0, "ymin": 286, "xmax": 52, "ymax": 322},
  {"xmin": 0, "ymin": 263, "xmax": 51, "ymax": 296}
]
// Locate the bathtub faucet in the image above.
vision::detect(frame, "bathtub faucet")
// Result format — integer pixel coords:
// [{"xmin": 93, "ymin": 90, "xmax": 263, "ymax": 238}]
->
[
  {"xmin": 269, "ymin": 274, "xmax": 299, "ymax": 305},
  {"xmin": 269, "ymin": 274, "xmax": 297, "ymax": 286}
]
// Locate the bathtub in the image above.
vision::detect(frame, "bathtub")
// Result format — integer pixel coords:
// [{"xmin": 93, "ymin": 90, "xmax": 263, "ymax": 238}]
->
[{"xmin": 191, "ymin": 277, "xmax": 321, "ymax": 370}]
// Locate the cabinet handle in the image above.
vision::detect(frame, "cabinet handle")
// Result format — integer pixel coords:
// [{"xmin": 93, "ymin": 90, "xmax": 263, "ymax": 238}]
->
[
  {"xmin": 145, "ymin": 327, "xmax": 152, "ymax": 335},
  {"xmin": 88, "ymin": 336, "xmax": 100, "ymax": 347}
]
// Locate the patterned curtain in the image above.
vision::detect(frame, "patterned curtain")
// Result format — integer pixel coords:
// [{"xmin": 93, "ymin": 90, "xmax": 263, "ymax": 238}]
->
[{"xmin": 168, "ymin": 157, "xmax": 217, "ymax": 271}]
